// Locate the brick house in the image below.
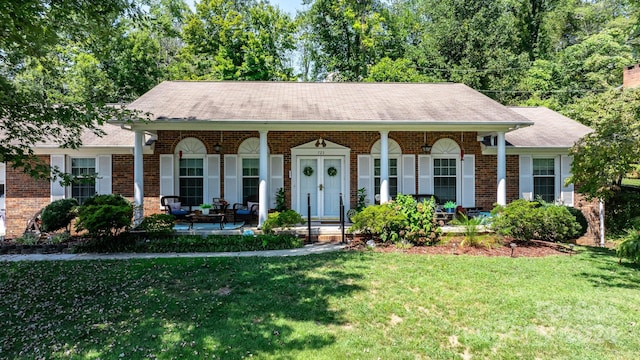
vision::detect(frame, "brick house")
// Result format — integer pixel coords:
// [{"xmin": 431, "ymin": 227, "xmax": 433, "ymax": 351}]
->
[{"xmin": 2, "ymin": 82, "xmax": 593, "ymax": 237}]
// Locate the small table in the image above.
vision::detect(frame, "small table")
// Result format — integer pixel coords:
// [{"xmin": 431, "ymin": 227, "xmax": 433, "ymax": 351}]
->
[{"xmin": 186, "ymin": 213, "xmax": 226, "ymax": 230}]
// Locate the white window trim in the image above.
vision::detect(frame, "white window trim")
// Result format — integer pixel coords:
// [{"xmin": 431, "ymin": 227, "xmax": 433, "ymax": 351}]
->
[
  {"xmin": 432, "ymin": 155, "xmax": 461, "ymax": 203},
  {"xmin": 373, "ymin": 156, "xmax": 401, "ymax": 196},
  {"xmin": 531, "ymin": 155, "xmax": 561, "ymax": 203},
  {"xmin": 66, "ymin": 156, "xmax": 98, "ymax": 200}
]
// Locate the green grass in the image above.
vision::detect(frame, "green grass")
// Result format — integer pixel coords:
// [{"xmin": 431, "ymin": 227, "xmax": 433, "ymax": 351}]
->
[
  {"xmin": 1, "ymin": 248, "xmax": 640, "ymax": 359},
  {"xmin": 622, "ymin": 177, "xmax": 640, "ymax": 187}
]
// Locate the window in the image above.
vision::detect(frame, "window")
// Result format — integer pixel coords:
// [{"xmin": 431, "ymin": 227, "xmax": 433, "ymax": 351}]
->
[
  {"xmin": 433, "ymin": 158, "xmax": 456, "ymax": 203},
  {"xmin": 374, "ymin": 158, "xmax": 398, "ymax": 198},
  {"xmin": 533, "ymin": 158, "xmax": 555, "ymax": 202},
  {"xmin": 71, "ymin": 158, "xmax": 96, "ymax": 204},
  {"xmin": 242, "ymin": 158, "xmax": 259, "ymax": 200},
  {"xmin": 179, "ymin": 158, "xmax": 204, "ymax": 206}
]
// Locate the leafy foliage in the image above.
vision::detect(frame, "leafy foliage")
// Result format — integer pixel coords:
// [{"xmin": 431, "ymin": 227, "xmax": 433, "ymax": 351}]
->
[
  {"xmin": 71, "ymin": 233, "xmax": 303, "ymax": 253},
  {"xmin": 605, "ymin": 188, "xmax": 640, "ymax": 235},
  {"xmin": 135, "ymin": 213, "xmax": 176, "ymax": 238},
  {"xmin": 617, "ymin": 229, "xmax": 640, "ymax": 263},
  {"xmin": 491, "ymin": 199, "xmax": 582, "ymax": 242},
  {"xmin": 450, "ymin": 214, "xmax": 484, "ymax": 247},
  {"xmin": 275, "ymin": 187, "xmax": 287, "ymax": 211},
  {"xmin": 75, "ymin": 194, "xmax": 134, "ymax": 238},
  {"xmin": 40, "ymin": 198, "xmax": 79, "ymax": 233},
  {"xmin": 349, "ymin": 194, "xmax": 440, "ymax": 245},
  {"xmin": 261, "ymin": 210, "xmax": 304, "ymax": 234}
]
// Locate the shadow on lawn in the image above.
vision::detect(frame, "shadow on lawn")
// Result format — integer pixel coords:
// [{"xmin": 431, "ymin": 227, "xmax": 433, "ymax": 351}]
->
[
  {"xmin": 0, "ymin": 252, "xmax": 367, "ymax": 359},
  {"xmin": 575, "ymin": 246, "xmax": 640, "ymax": 290}
]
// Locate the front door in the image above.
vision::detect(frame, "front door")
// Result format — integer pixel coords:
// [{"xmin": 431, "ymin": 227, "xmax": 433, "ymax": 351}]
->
[{"xmin": 298, "ymin": 157, "xmax": 343, "ymax": 219}]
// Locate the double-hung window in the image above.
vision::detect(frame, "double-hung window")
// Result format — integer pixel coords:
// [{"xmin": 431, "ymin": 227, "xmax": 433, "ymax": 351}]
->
[
  {"xmin": 433, "ymin": 158, "xmax": 456, "ymax": 203},
  {"xmin": 533, "ymin": 158, "xmax": 555, "ymax": 202},
  {"xmin": 179, "ymin": 158, "xmax": 204, "ymax": 206},
  {"xmin": 71, "ymin": 158, "xmax": 96, "ymax": 204},
  {"xmin": 242, "ymin": 158, "xmax": 259, "ymax": 200},
  {"xmin": 374, "ymin": 158, "xmax": 398, "ymax": 199}
]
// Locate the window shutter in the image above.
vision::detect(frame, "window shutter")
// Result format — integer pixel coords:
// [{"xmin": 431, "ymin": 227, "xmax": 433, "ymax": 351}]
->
[
  {"xmin": 519, "ymin": 155, "xmax": 533, "ymax": 201},
  {"xmin": 402, "ymin": 155, "xmax": 416, "ymax": 195},
  {"xmin": 418, "ymin": 155, "xmax": 432, "ymax": 194},
  {"xmin": 461, "ymin": 155, "xmax": 475, "ymax": 207},
  {"xmin": 561, "ymin": 155, "xmax": 574, "ymax": 206},
  {"xmin": 357, "ymin": 155, "xmax": 373, "ymax": 206},
  {"xmin": 96, "ymin": 155, "xmax": 112, "ymax": 195},
  {"xmin": 159, "ymin": 154, "xmax": 174, "ymax": 204},
  {"xmin": 50, "ymin": 155, "xmax": 66, "ymax": 201},
  {"xmin": 224, "ymin": 155, "xmax": 239, "ymax": 204},
  {"xmin": 206, "ymin": 154, "xmax": 220, "ymax": 203},
  {"xmin": 270, "ymin": 155, "xmax": 284, "ymax": 208}
]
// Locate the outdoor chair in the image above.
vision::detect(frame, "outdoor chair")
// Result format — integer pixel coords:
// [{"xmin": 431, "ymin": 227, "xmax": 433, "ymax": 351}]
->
[
  {"xmin": 161, "ymin": 196, "xmax": 192, "ymax": 220},
  {"xmin": 232, "ymin": 194, "xmax": 259, "ymax": 224}
]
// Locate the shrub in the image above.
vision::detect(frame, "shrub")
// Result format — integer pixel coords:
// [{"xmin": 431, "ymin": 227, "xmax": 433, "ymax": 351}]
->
[
  {"xmin": 49, "ymin": 232, "xmax": 71, "ymax": 244},
  {"xmin": 135, "ymin": 213, "xmax": 176, "ymax": 238},
  {"xmin": 40, "ymin": 198, "xmax": 79, "ymax": 232},
  {"xmin": 75, "ymin": 194, "xmax": 133, "ymax": 238},
  {"xmin": 15, "ymin": 232, "xmax": 40, "ymax": 245},
  {"xmin": 261, "ymin": 210, "xmax": 303, "ymax": 234},
  {"xmin": 393, "ymin": 194, "xmax": 440, "ymax": 245},
  {"xmin": 565, "ymin": 206, "xmax": 588, "ymax": 237},
  {"xmin": 491, "ymin": 199, "xmax": 582, "ymax": 242},
  {"xmin": 275, "ymin": 187, "xmax": 287, "ymax": 211},
  {"xmin": 450, "ymin": 214, "xmax": 484, "ymax": 247},
  {"xmin": 349, "ymin": 204, "xmax": 406, "ymax": 242},
  {"xmin": 617, "ymin": 230, "xmax": 640, "ymax": 264},
  {"xmin": 349, "ymin": 195, "xmax": 440, "ymax": 245}
]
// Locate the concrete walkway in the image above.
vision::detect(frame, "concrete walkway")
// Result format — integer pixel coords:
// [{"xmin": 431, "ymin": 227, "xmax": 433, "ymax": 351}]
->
[{"xmin": 0, "ymin": 243, "xmax": 346, "ymax": 262}]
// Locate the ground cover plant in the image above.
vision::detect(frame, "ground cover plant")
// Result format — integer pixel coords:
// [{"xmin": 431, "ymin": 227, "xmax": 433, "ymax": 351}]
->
[
  {"xmin": 71, "ymin": 233, "xmax": 304, "ymax": 253},
  {"xmin": 1, "ymin": 248, "xmax": 639, "ymax": 359}
]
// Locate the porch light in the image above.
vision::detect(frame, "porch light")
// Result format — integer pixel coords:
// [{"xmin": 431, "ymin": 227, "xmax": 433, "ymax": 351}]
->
[
  {"xmin": 421, "ymin": 132, "xmax": 431, "ymax": 153},
  {"xmin": 213, "ymin": 143, "xmax": 222, "ymax": 152},
  {"xmin": 315, "ymin": 138, "xmax": 326, "ymax": 148}
]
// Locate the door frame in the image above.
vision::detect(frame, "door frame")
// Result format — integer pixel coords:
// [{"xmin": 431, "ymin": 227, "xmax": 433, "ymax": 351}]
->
[
  {"xmin": 291, "ymin": 140, "xmax": 350, "ymax": 220},
  {"xmin": 296, "ymin": 156, "xmax": 344, "ymax": 219}
]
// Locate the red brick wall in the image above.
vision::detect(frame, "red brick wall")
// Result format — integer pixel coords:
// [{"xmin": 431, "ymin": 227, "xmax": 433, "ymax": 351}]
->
[
  {"xmin": 623, "ymin": 64, "xmax": 640, "ymax": 89},
  {"xmin": 5, "ymin": 156, "xmax": 51, "ymax": 237},
  {"xmin": 4, "ymin": 130, "xmax": 597, "ymax": 241}
]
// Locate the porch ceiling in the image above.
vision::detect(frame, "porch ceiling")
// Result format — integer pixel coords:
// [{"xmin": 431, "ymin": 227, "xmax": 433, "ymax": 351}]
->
[{"xmin": 120, "ymin": 81, "xmax": 533, "ymax": 132}]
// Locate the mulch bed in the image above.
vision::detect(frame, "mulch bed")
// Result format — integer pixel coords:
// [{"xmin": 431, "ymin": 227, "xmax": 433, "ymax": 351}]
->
[{"xmin": 349, "ymin": 237, "xmax": 575, "ymax": 257}]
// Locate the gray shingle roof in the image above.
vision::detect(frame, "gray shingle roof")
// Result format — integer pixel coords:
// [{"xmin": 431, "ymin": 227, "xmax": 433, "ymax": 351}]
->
[
  {"xmin": 506, "ymin": 107, "xmax": 592, "ymax": 148},
  {"xmin": 127, "ymin": 81, "xmax": 533, "ymax": 125}
]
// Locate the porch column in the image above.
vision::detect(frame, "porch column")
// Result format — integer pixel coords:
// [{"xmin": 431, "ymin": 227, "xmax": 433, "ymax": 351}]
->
[
  {"xmin": 133, "ymin": 130, "xmax": 144, "ymax": 226},
  {"xmin": 497, "ymin": 131, "xmax": 506, "ymax": 206},
  {"xmin": 379, "ymin": 131, "xmax": 390, "ymax": 204},
  {"xmin": 258, "ymin": 130, "xmax": 269, "ymax": 227}
]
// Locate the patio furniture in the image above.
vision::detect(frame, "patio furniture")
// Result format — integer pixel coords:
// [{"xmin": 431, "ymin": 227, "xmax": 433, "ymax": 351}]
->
[
  {"xmin": 232, "ymin": 195, "xmax": 259, "ymax": 224},
  {"xmin": 186, "ymin": 213, "xmax": 226, "ymax": 230},
  {"xmin": 161, "ymin": 196, "xmax": 192, "ymax": 220}
]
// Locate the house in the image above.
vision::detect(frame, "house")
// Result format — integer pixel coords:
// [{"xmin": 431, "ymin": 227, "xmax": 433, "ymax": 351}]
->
[{"xmin": 2, "ymin": 82, "xmax": 594, "ymax": 237}]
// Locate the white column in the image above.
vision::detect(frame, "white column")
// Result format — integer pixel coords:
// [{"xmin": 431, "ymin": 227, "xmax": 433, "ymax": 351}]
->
[
  {"xmin": 134, "ymin": 130, "xmax": 145, "ymax": 226},
  {"xmin": 497, "ymin": 131, "xmax": 506, "ymax": 206},
  {"xmin": 258, "ymin": 130, "xmax": 269, "ymax": 227},
  {"xmin": 380, "ymin": 131, "xmax": 390, "ymax": 204}
]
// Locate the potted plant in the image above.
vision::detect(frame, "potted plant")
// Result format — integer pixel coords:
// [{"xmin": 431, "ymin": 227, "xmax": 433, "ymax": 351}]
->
[
  {"xmin": 200, "ymin": 203, "xmax": 213, "ymax": 215},
  {"xmin": 443, "ymin": 201, "xmax": 457, "ymax": 214}
]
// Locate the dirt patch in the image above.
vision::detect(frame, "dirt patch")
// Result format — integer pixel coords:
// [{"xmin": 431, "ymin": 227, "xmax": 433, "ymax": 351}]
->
[{"xmin": 350, "ymin": 237, "xmax": 575, "ymax": 257}]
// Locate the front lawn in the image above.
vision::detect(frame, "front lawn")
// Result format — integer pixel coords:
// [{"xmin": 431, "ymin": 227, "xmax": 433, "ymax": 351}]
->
[{"xmin": 1, "ymin": 248, "xmax": 639, "ymax": 359}]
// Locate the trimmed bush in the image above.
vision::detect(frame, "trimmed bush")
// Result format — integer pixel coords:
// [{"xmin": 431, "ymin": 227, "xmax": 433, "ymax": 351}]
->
[
  {"xmin": 617, "ymin": 230, "xmax": 640, "ymax": 263},
  {"xmin": 261, "ymin": 210, "xmax": 303, "ymax": 234},
  {"xmin": 349, "ymin": 194, "xmax": 440, "ymax": 245},
  {"xmin": 75, "ymin": 194, "xmax": 133, "ymax": 238},
  {"xmin": 135, "ymin": 213, "xmax": 176, "ymax": 238},
  {"xmin": 40, "ymin": 198, "xmax": 78, "ymax": 232},
  {"xmin": 491, "ymin": 199, "xmax": 582, "ymax": 242}
]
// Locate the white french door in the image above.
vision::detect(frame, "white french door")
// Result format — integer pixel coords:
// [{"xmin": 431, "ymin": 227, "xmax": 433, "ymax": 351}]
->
[{"xmin": 298, "ymin": 157, "xmax": 343, "ymax": 219}]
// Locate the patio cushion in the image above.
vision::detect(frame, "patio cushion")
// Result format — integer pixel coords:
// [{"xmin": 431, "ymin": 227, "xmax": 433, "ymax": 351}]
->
[
  {"xmin": 172, "ymin": 209, "xmax": 189, "ymax": 216},
  {"xmin": 247, "ymin": 202, "xmax": 259, "ymax": 213},
  {"xmin": 169, "ymin": 202, "xmax": 181, "ymax": 211},
  {"xmin": 236, "ymin": 209, "xmax": 251, "ymax": 215}
]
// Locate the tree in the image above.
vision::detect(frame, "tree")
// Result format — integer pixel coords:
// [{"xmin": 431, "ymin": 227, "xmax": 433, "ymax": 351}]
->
[
  {"xmin": 0, "ymin": 0, "xmax": 140, "ymax": 181},
  {"xmin": 567, "ymin": 88, "xmax": 640, "ymax": 201},
  {"xmin": 178, "ymin": 0, "xmax": 297, "ymax": 80}
]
